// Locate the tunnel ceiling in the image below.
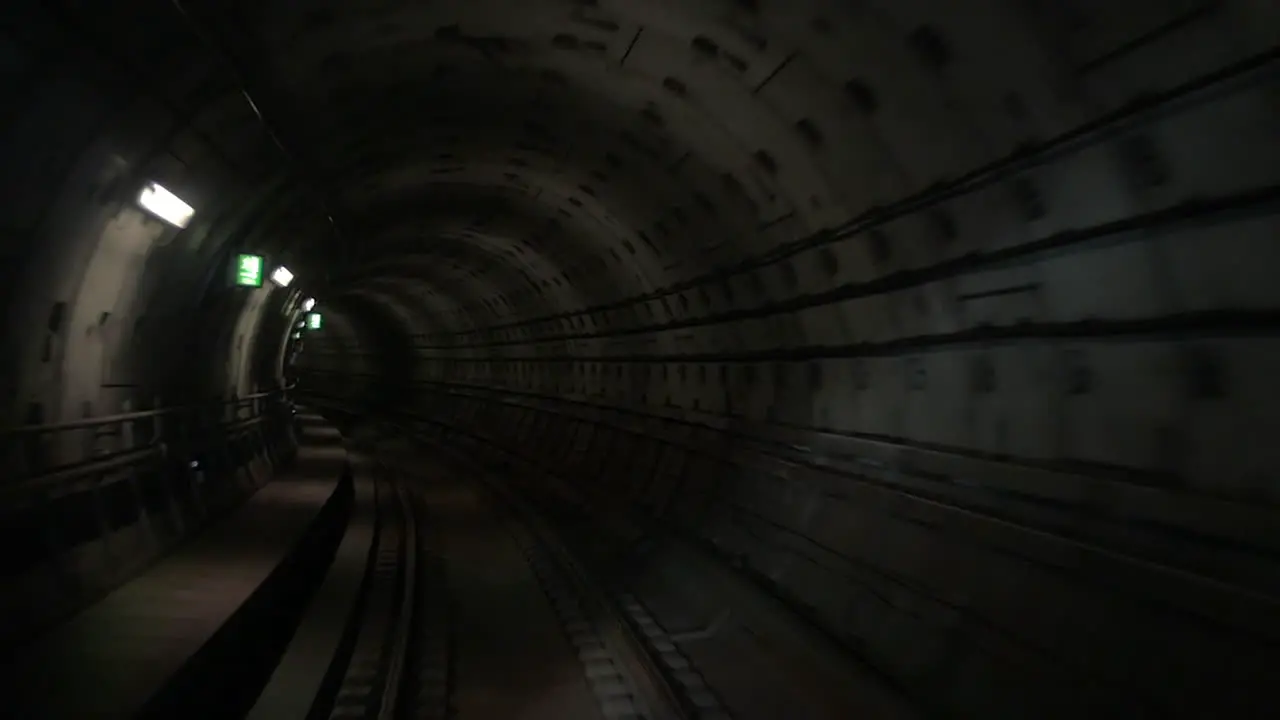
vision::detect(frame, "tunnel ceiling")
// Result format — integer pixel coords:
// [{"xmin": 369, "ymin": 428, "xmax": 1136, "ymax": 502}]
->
[
  {"xmin": 11, "ymin": 0, "xmax": 1275, "ymax": 421},
  {"xmin": 145, "ymin": 0, "xmax": 1187, "ymax": 337}
]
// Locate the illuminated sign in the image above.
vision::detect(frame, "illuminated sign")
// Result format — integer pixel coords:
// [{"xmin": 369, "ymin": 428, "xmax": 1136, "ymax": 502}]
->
[
  {"xmin": 306, "ymin": 312, "xmax": 322, "ymax": 330},
  {"xmin": 234, "ymin": 254, "xmax": 264, "ymax": 287}
]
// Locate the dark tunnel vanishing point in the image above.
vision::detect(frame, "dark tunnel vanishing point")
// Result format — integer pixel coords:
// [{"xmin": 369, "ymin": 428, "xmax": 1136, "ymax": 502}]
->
[{"xmin": 0, "ymin": 1, "xmax": 1278, "ymax": 718}]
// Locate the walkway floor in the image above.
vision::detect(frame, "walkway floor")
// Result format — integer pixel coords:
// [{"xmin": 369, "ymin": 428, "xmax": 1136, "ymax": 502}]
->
[{"xmin": 0, "ymin": 414, "xmax": 345, "ymax": 719}]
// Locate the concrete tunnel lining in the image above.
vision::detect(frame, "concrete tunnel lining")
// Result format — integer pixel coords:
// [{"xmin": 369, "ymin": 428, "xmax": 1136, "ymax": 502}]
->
[{"xmin": 1, "ymin": 0, "xmax": 1279, "ymax": 717}]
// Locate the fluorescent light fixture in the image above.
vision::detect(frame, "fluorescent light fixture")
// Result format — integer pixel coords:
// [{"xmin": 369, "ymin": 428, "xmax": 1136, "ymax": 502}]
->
[
  {"xmin": 306, "ymin": 312, "xmax": 322, "ymax": 330},
  {"xmin": 234, "ymin": 254, "xmax": 265, "ymax": 287},
  {"xmin": 302, "ymin": 297, "xmax": 316, "ymax": 312},
  {"xmin": 270, "ymin": 266, "xmax": 294, "ymax": 287},
  {"xmin": 138, "ymin": 181, "xmax": 195, "ymax": 228}
]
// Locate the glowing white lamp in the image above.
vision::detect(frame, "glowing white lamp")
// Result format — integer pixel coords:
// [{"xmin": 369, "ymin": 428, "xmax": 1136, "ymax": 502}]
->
[
  {"xmin": 270, "ymin": 266, "xmax": 295, "ymax": 287},
  {"xmin": 138, "ymin": 182, "xmax": 195, "ymax": 228}
]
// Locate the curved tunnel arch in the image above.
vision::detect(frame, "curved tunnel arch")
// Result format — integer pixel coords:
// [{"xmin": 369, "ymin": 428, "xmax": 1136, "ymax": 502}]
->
[{"xmin": 2, "ymin": 0, "xmax": 1280, "ymax": 716}]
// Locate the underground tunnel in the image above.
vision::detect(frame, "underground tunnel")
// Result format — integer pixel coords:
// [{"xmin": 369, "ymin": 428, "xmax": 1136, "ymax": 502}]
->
[{"xmin": 0, "ymin": 0, "xmax": 1278, "ymax": 717}]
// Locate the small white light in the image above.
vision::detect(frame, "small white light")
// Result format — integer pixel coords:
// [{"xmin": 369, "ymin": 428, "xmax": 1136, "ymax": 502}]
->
[
  {"xmin": 302, "ymin": 297, "xmax": 316, "ymax": 312},
  {"xmin": 189, "ymin": 460, "xmax": 200, "ymax": 469},
  {"xmin": 271, "ymin": 266, "xmax": 295, "ymax": 287},
  {"xmin": 138, "ymin": 182, "xmax": 195, "ymax": 228}
]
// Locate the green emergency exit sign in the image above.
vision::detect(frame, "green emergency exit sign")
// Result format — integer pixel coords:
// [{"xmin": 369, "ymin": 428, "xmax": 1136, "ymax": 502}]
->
[
  {"xmin": 306, "ymin": 312, "xmax": 322, "ymax": 329},
  {"xmin": 234, "ymin": 254, "xmax": 265, "ymax": 287}
]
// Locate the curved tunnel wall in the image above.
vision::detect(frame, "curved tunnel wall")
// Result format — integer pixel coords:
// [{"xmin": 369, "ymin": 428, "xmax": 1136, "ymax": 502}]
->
[
  {"xmin": 0, "ymin": 3, "xmax": 316, "ymax": 433},
  {"xmin": 287, "ymin": 1, "xmax": 1276, "ymax": 714},
  {"xmin": 284, "ymin": 0, "xmax": 1280, "ymax": 496},
  {"xmin": 1, "ymin": 0, "xmax": 1278, "ymax": 716}
]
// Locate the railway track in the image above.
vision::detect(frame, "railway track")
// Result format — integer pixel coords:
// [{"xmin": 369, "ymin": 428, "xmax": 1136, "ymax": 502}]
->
[
  {"xmin": 310, "ymin": 436, "xmax": 713, "ymax": 720},
  {"xmin": 324, "ymin": 465, "xmax": 416, "ymax": 720},
  {"xmin": 489, "ymin": 484, "xmax": 689, "ymax": 720}
]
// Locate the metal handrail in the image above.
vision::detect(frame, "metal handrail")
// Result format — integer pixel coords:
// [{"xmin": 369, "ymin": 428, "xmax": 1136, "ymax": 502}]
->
[
  {"xmin": 2, "ymin": 388, "xmax": 296, "ymax": 489},
  {"xmin": 0, "ymin": 414, "xmax": 282, "ymax": 504},
  {"xmin": 2, "ymin": 447, "xmax": 163, "ymax": 502},
  {"xmin": 0, "ymin": 388, "xmax": 288, "ymax": 436}
]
